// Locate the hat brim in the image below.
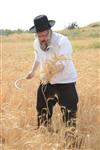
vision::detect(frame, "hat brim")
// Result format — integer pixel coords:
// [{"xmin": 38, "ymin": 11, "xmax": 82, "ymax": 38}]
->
[{"xmin": 29, "ymin": 20, "xmax": 55, "ymax": 32}]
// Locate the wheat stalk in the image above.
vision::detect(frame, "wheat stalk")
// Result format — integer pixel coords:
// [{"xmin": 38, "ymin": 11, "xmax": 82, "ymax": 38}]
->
[{"xmin": 40, "ymin": 51, "xmax": 71, "ymax": 84}]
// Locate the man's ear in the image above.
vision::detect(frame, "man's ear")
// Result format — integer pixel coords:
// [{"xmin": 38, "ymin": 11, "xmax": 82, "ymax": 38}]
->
[{"xmin": 47, "ymin": 29, "xmax": 52, "ymax": 41}]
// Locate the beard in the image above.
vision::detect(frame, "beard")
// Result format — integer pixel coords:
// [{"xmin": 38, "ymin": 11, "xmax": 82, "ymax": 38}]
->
[
  {"xmin": 39, "ymin": 30, "xmax": 52, "ymax": 52},
  {"xmin": 40, "ymin": 41, "xmax": 49, "ymax": 51}
]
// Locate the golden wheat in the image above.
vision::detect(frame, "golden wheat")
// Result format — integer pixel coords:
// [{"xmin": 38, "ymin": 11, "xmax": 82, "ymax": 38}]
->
[
  {"xmin": 40, "ymin": 51, "xmax": 70, "ymax": 84},
  {"xmin": 1, "ymin": 33, "xmax": 100, "ymax": 150}
]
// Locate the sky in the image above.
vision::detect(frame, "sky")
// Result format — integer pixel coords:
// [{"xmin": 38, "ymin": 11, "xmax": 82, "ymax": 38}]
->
[{"xmin": 1, "ymin": 0, "xmax": 100, "ymax": 30}]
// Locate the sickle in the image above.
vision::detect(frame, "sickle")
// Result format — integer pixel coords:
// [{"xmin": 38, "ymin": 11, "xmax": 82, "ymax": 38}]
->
[{"xmin": 15, "ymin": 76, "xmax": 26, "ymax": 90}]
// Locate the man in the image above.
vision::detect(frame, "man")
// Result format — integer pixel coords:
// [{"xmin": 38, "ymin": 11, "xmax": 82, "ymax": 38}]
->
[{"xmin": 26, "ymin": 15, "xmax": 79, "ymax": 128}]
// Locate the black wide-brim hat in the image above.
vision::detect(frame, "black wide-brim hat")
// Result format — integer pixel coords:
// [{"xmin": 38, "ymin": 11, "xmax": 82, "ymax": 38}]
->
[{"xmin": 29, "ymin": 15, "xmax": 55, "ymax": 33}]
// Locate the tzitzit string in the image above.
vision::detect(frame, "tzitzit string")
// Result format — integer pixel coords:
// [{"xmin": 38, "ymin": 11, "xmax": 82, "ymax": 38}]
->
[{"xmin": 41, "ymin": 83, "xmax": 51, "ymax": 116}]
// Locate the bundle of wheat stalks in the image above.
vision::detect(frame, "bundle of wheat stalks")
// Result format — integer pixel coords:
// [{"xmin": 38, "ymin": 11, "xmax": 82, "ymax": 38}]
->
[{"xmin": 40, "ymin": 52, "xmax": 70, "ymax": 84}]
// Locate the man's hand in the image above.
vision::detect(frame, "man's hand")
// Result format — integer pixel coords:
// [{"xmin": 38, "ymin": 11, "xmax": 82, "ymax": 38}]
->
[
  {"xmin": 56, "ymin": 63, "xmax": 64, "ymax": 72},
  {"xmin": 26, "ymin": 71, "xmax": 34, "ymax": 79},
  {"xmin": 46, "ymin": 63, "xmax": 64, "ymax": 80}
]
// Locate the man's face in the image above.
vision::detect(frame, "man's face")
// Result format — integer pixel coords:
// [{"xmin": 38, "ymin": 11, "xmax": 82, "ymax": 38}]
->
[{"xmin": 37, "ymin": 30, "xmax": 51, "ymax": 51}]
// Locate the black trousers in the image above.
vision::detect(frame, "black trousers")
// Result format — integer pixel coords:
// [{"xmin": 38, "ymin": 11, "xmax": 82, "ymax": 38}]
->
[{"xmin": 36, "ymin": 82, "xmax": 78, "ymax": 127}]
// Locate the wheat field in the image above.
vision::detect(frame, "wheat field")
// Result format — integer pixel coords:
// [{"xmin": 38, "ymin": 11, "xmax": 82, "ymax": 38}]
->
[{"xmin": 0, "ymin": 28, "xmax": 100, "ymax": 150}]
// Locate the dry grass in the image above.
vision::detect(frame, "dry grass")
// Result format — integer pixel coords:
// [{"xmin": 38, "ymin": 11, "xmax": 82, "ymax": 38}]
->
[{"xmin": 0, "ymin": 33, "xmax": 100, "ymax": 150}]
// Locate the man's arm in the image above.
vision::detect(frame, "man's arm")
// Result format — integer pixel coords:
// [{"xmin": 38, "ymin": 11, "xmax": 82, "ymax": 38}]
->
[{"xmin": 55, "ymin": 36, "xmax": 72, "ymax": 71}]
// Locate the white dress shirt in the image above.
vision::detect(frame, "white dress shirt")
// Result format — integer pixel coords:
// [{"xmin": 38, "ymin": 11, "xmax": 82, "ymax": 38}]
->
[{"xmin": 33, "ymin": 32, "xmax": 77, "ymax": 84}]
